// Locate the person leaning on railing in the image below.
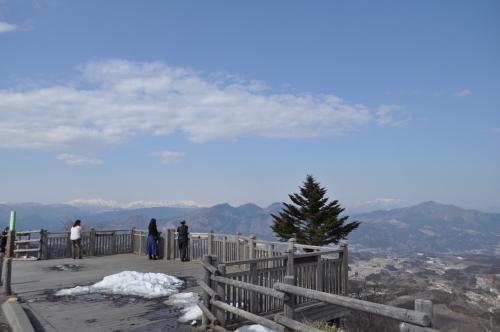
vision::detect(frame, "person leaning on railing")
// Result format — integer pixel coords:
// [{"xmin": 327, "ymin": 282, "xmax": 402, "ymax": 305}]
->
[
  {"xmin": 146, "ymin": 218, "xmax": 160, "ymax": 260},
  {"xmin": 0, "ymin": 227, "xmax": 9, "ymax": 254},
  {"xmin": 70, "ymin": 220, "xmax": 83, "ymax": 259},
  {"xmin": 176, "ymin": 220, "xmax": 189, "ymax": 262}
]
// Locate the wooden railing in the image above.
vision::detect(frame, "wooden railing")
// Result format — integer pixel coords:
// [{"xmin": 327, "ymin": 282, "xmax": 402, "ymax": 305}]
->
[
  {"xmin": 197, "ymin": 252, "xmax": 440, "ymax": 332},
  {"xmin": 12, "ymin": 229, "xmax": 345, "ymax": 280},
  {"xmin": 11, "ymin": 228, "xmax": 137, "ymax": 259},
  {"xmin": 196, "ymin": 237, "xmax": 347, "ymax": 328}
]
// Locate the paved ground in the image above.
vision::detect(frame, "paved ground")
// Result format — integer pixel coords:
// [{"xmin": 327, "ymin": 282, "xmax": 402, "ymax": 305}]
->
[{"xmin": 7, "ymin": 254, "xmax": 224, "ymax": 332}]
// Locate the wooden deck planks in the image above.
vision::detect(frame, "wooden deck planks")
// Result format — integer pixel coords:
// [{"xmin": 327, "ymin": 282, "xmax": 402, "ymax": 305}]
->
[{"xmin": 10, "ymin": 254, "xmax": 216, "ymax": 331}]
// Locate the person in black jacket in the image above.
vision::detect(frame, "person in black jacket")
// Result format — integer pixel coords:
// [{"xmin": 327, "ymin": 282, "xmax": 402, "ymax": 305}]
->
[
  {"xmin": 146, "ymin": 218, "xmax": 159, "ymax": 260},
  {"xmin": 0, "ymin": 227, "xmax": 9, "ymax": 254},
  {"xmin": 176, "ymin": 220, "xmax": 189, "ymax": 261}
]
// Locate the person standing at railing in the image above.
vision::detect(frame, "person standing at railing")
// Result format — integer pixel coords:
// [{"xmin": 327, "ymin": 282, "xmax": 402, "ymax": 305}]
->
[
  {"xmin": 146, "ymin": 218, "xmax": 159, "ymax": 260},
  {"xmin": 70, "ymin": 220, "xmax": 83, "ymax": 259},
  {"xmin": 176, "ymin": 220, "xmax": 189, "ymax": 262},
  {"xmin": 0, "ymin": 227, "xmax": 9, "ymax": 254}
]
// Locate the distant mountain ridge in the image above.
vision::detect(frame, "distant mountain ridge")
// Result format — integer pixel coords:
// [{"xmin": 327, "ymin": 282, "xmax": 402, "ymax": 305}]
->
[
  {"xmin": 66, "ymin": 198, "xmax": 206, "ymax": 212},
  {"xmin": 1, "ymin": 200, "xmax": 498, "ymax": 256},
  {"xmin": 349, "ymin": 201, "xmax": 500, "ymax": 255}
]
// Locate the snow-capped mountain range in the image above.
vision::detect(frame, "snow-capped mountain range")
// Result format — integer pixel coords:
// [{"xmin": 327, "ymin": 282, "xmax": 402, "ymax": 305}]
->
[
  {"xmin": 66, "ymin": 199, "xmax": 207, "ymax": 212},
  {"xmin": 344, "ymin": 198, "xmax": 411, "ymax": 213},
  {"xmin": 63, "ymin": 198, "xmax": 412, "ymax": 214}
]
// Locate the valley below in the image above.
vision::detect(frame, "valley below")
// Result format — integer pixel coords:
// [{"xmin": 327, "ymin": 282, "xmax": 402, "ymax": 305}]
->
[{"xmin": 345, "ymin": 251, "xmax": 500, "ymax": 332}]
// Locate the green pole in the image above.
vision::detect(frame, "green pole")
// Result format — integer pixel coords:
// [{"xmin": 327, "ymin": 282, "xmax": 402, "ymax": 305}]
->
[
  {"xmin": 7, "ymin": 211, "xmax": 16, "ymax": 258},
  {"xmin": 9, "ymin": 211, "xmax": 16, "ymax": 232}
]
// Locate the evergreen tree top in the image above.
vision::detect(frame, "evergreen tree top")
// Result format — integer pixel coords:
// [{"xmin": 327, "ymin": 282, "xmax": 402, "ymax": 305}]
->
[{"xmin": 270, "ymin": 174, "xmax": 360, "ymax": 247}]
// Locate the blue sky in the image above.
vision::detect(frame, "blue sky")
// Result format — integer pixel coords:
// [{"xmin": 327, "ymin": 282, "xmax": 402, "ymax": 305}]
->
[{"xmin": 0, "ymin": 1, "xmax": 499, "ymax": 211}]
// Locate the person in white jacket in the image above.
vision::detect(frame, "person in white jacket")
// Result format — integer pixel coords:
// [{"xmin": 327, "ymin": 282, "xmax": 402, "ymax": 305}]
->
[{"xmin": 70, "ymin": 220, "xmax": 83, "ymax": 259}]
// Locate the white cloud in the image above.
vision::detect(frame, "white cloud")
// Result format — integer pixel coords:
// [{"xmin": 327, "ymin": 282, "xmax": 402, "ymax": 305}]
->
[
  {"xmin": 148, "ymin": 150, "xmax": 187, "ymax": 164},
  {"xmin": 454, "ymin": 90, "xmax": 470, "ymax": 98},
  {"xmin": 375, "ymin": 104, "xmax": 409, "ymax": 127},
  {"xmin": 0, "ymin": 59, "xmax": 403, "ymax": 152},
  {"xmin": 0, "ymin": 21, "xmax": 18, "ymax": 33},
  {"xmin": 56, "ymin": 153, "xmax": 104, "ymax": 165},
  {"xmin": 490, "ymin": 128, "xmax": 500, "ymax": 133}
]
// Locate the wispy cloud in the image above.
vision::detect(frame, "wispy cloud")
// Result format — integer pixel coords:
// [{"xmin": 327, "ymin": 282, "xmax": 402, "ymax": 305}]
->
[
  {"xmin": 0, "ymin": 59, "xmax": 407, "ymax": 152},
  {"xmin": 489, "ymin": 128, "xmax": 500, "ymax": 133},
  {"xmin": 454, "ymin": 90, "xmax": 470, "ymax": 98},
  {"xmin": 0, "ymin": 21, "xmax": 18, "ymax": 33},
  {"xmin": 375, "ymin": 104, "xmax": 409, "ymax": 127},
  {"xmin": 56, "ymin": 153, "xmax": 104, "ymax": 165},
  {"xmin": 148, "ymin": 150, "xmax": 187, "ymax": 164}
]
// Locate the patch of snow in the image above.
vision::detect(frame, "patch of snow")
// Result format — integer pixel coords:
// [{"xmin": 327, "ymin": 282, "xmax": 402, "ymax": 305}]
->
[
  {"xmin": 235, "ymin": 325, "xmax": 277, "ymax": 332},
  {"xmin": 178, "ymin": 304, "xmax": 202, "ymax": 323},
  {"xmin": 55, "ymin": 271, "xmax": 184, "ymax": 298},
  {"xmin": 164, "ymin": 292, "xmax": 202, "ymax": 323},
  {"xmin": 164, "ymin": 292, "xmax": 199, "ymax": 308}
]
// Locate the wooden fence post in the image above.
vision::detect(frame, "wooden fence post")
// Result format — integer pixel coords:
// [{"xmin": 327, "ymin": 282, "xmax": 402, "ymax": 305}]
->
[
  {"xmin": 111, "ymin": 232, "xmax": 116, "ymax": 254},
  {"xmin": 415, "ymin": 299, "xmax": 433, "ymax": 328},
  {"xmin": 0, "ymin": 253, "xmax": 3, "ymax": 286},
  {"xmin": 189, "ymin": 234, "xmax": 194, "ymax": 261},
  {"xmin": 217, "ymin": 264, "xmax": 227, "ymax": 327},
  {"xmin": 250, "ymin": 262, "xmax": 259, "ymax": 314},
  {"xmin": 222, "ymin": 236, "xmax": 227, "ymax": 262},
  {"xmin": 3, "ymin": 258, "xmax": 12, "ymax": 296},
  {"xmin": 157, "ymin": 232, "xmax": 163, "ymax": 259},
  {"xmin": 41, "ymin": 229, "xmax": 48, "ymax": 260},
  {"xmin": 14, "ymin": 232, "xmax": 20, "ymax": 259},
  {"xmin": 210, "ymin": 255, "xmax": 219, "ymax": 317},
  {"xmin": 165, "ymin": 229, "xmax": 171, "ymax": 259},
  {"xmin": 27, "ymin": 233, "xmax": 31, "ymax": 257},
  {"xmin": 6, "ymin": 230, "xmax": 14, "ymax": 258},
  {"xmin": 66, "ymin": 231, "xmax": 72, "ymax": 258},
  {"xmin": 208, "ymin": 230, "xmax": 214, "ymax": 256},
  {"xmin": 202, "ymin": 254, "xmax": 213, "ymax": 326},
  {"xmin": 37, "ymin": 229, "xmax": 42, "ymax": 259},
  {"xmin": 89, "ymin": 228, "xmax": 96, "ymax": 256},
  {"xmin": 340, "ymin": 241, "xmax": 348, "ymax": 296},
  {"xmin": 131, "ymin": 227, "xmax": 136, "ymax": 253},
  {"xmin": 249, "ymin": 235, "xmax": 256, "ymax": 259},
  {"xmin": 236, "ymin": 232, "xmax": 242, "ymax": 260},
  {"xmin": 283, "ymin": 275, "xmax": 295, "ymax": 320},
  {"xmin": 168, "ymin": 229, "xmax": 174, "ymax": 260},
  {"xmin": 316, "ymin": 250, "xmax": 324, "ymax": 292},
  {"xmin": 243, "ymin": 238, "xmax": 249, "ymax": 270},
  {"xmin": 286, "ymin": 238, "xmax": 296, "ymax": 277},
  {"xmin": 268, "ymin": 244, "xmax": 275, "ymax": 268}
]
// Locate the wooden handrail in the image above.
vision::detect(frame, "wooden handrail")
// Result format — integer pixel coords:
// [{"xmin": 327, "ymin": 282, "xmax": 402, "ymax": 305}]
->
[
  {"xmin": 198, "ymin": 258, "xmax": 220, "ymax": 276},
  {"xmin": 14, "ymin": 249, "xmax": 40, "ymax": 253},
  {"xmin": 197, "ymin": 300, "xmax": 220, "ymax": 326},
  {"xmin": 274, "ymin": 282, "xmax": 431, "ymax": 327},
  {"xmin": 274, "ymin": 315, "xmax": 323, "ymax": 332},
  {"xmin": 13, "ymin": 239, "xmax": 39, "ymax": 244},
  {"xmin": 211, "ymin": 275, "xmax": 289, "ymax": 301},
  {"xmin": 210, "ymin": 300, "xmax": 286, "ymax": 332},
  {"xmin": 196, "ymin": 279, "xmax": 220, "ymax": 301},
  {"xmin": 224, "ymin": 255, "xmax": 286, "ymax": 266},
  {"xmin": 399, "ymin": 322, "xmax": 439, "ymax": 332}
]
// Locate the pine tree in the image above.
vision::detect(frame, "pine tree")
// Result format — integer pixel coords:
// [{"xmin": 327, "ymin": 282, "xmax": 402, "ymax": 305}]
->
[{"xmin": 270, "ymin": 174, "xmax": 360, "ymax": 247}]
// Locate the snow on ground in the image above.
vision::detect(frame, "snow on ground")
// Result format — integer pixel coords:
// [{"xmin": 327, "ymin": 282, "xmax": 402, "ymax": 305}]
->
[
  {"xmin": 55, "ymin": 271, "xmax": 204, "ymax": 323},
  {"xmin": 55, "ymin": 271, "xmax": 184, "ymax": 298},
  {"xmin": 164, "ymin": 292, "xmax": 202, "ymax": 323},
  {"xmin": 235, "ymin": 325, "xmax": 277, "ymax": 332}
]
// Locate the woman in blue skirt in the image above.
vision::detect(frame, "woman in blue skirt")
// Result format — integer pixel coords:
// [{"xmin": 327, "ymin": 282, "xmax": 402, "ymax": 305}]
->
[{"xmin": 146, "ymin": 218, "xmax": 159, "ymax": 260}]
